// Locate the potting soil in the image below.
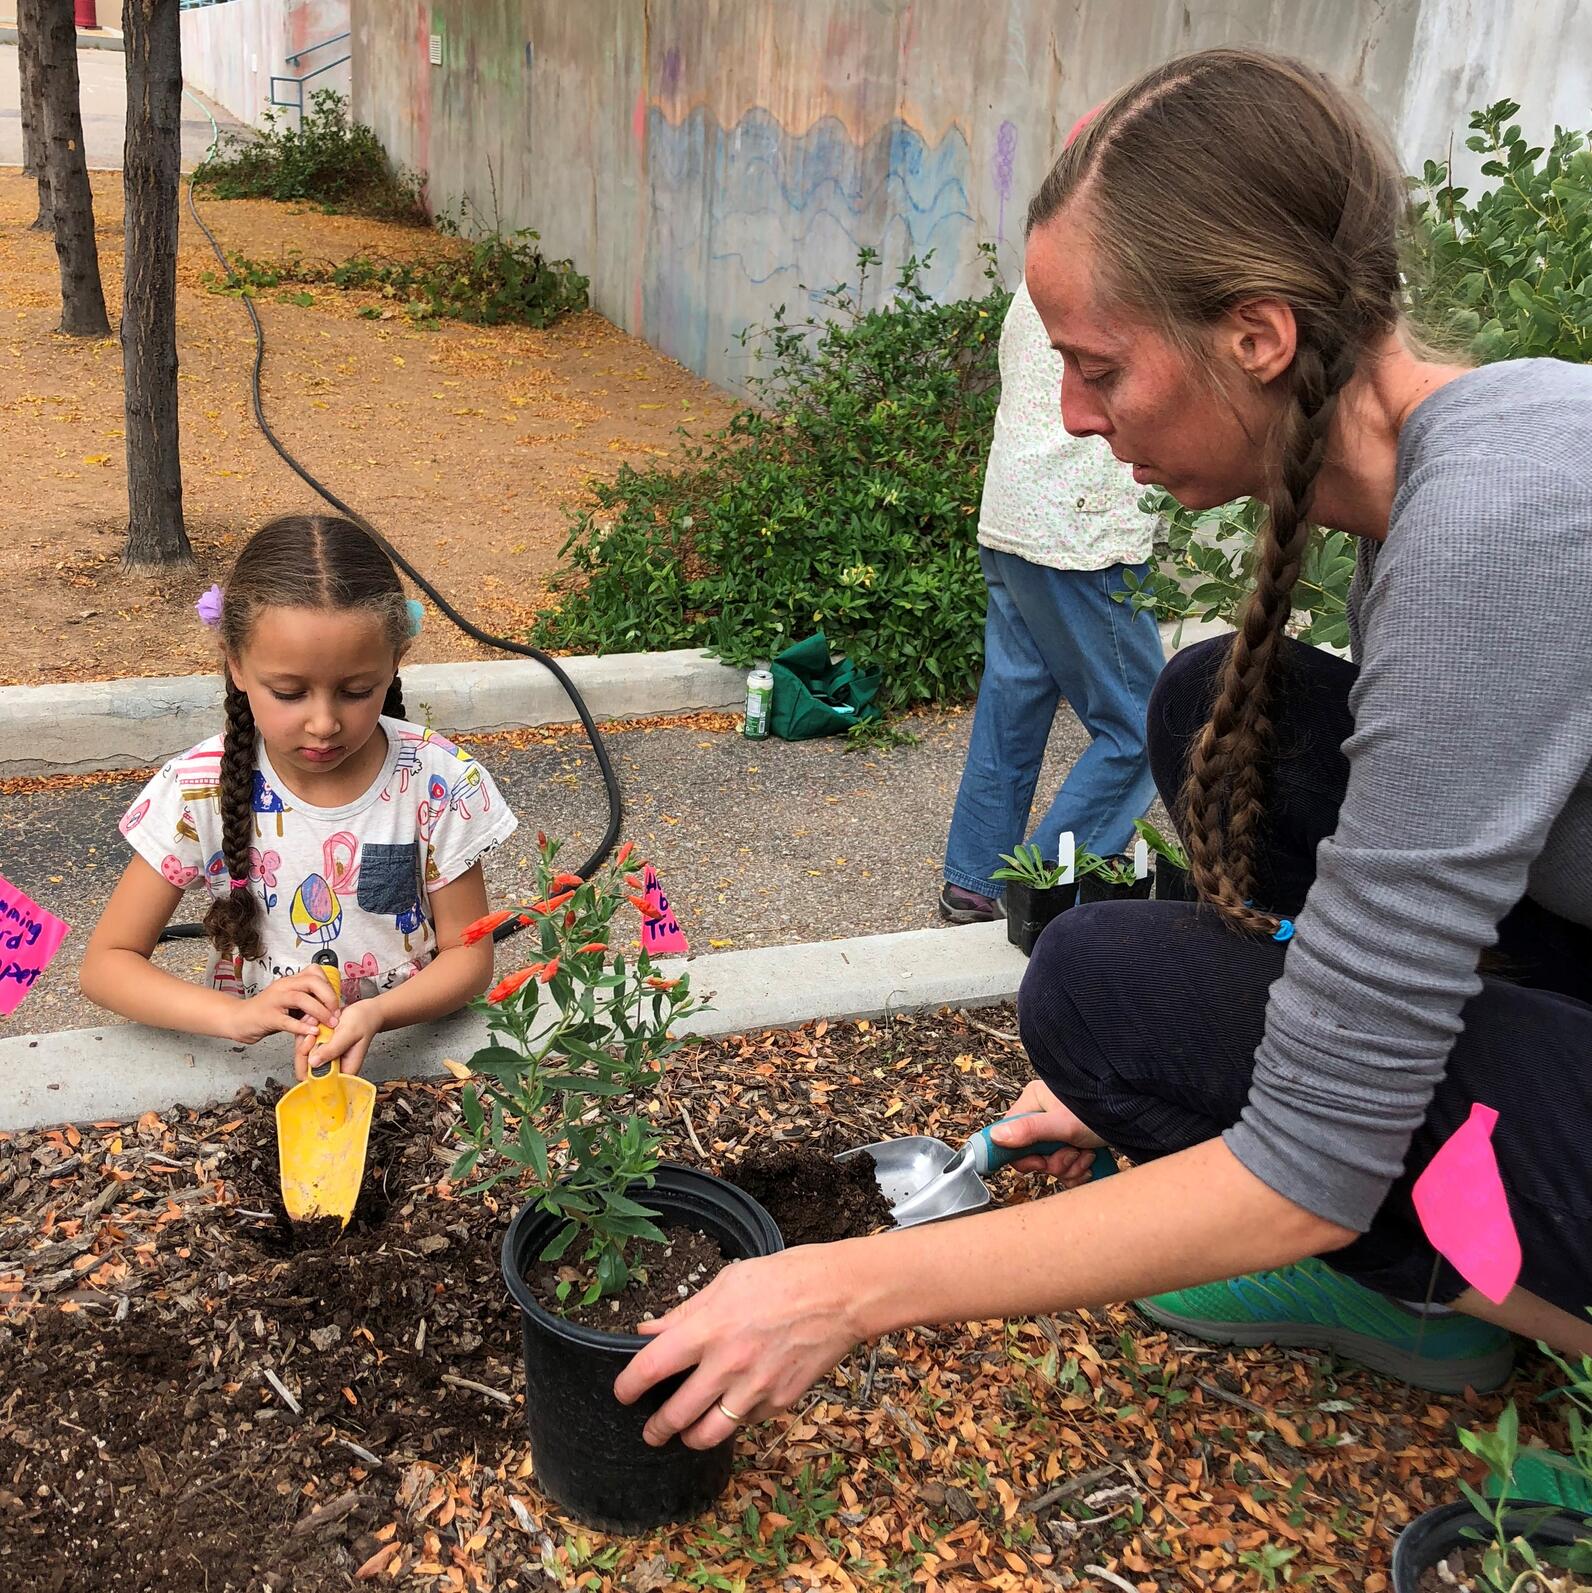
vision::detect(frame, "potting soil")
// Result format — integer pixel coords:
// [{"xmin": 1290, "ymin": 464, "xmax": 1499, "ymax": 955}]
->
[
  {"xmin": 525, "ymin": 1225, "xmax": 729, "ymax": 1335},
  {"xmin": 725, "ymin": 1143, "xmax": 895, "ymax": 1245}
]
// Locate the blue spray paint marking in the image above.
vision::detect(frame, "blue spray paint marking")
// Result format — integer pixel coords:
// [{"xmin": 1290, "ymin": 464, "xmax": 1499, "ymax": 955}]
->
[{"xmin": 643, "ymin": 106, "xmax": 973, "ymax": 385}]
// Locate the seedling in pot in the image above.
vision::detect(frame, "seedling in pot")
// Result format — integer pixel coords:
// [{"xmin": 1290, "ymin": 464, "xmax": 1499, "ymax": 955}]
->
[
  {"xmin": 1075, "ymin": 845, "xmax": 1154, "ymax": 904},
  {"xmin": 449, "ymin": 835, "xmax": 699, "ymax": 1310},
  {"xmin": 995, "ymin": 834, "xmax": 1078, "ymax": 957},
  {"xmin": 991, "ymin": 842, "xmax": 1067, "ymax": 891},
  {"xmin": 1132, "ymin": 816, "xmax": 1189, "ymax": 873}
]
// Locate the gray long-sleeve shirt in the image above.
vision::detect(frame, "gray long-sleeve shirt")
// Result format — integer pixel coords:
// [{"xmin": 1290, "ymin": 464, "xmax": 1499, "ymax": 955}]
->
[{"xmin": 1224, "ymin": 358, "xmax": 1592, "ymax": 1233}]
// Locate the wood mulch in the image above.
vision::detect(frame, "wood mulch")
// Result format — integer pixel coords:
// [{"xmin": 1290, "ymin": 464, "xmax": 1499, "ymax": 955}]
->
[{"xmin": 0, "ymin": 1006, "xmax": 1569, "ymax": 1591}]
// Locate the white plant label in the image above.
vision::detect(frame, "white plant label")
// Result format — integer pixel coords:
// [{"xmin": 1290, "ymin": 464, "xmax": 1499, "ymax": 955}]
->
[
  {"xmin": 1056, "ymin": 830, "xmax": 1076, "ymax": 885},
  {"xmin": 1133, "ymin": 837, "xmax": 1150, "ymax": 880}
]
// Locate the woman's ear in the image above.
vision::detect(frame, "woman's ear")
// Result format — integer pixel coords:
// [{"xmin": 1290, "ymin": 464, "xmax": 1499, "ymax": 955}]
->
[{"xmin": 1219, "ymin": 298, "xmax": 1298, "ymax": 386}]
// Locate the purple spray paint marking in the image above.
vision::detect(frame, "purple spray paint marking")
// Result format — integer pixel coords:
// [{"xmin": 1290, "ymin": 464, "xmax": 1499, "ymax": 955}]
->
[
  {"xmin": 661, "ymin": 45, "xmax": 682, "ymax": 96},
  {"xmin": 992, "ymin": 120, "xmax": 1017, "ymax": 241}
]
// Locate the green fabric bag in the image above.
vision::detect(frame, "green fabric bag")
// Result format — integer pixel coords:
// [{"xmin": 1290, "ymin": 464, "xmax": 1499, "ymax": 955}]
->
[{"xmin": 768, "ymin": 633, "xmax": 883, "ymax": 741}]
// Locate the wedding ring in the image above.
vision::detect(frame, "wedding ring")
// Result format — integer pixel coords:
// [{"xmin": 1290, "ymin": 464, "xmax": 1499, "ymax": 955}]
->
[{"xmin": 716, "ymin": 1400, "xmax": 744, "ymax": 1424}]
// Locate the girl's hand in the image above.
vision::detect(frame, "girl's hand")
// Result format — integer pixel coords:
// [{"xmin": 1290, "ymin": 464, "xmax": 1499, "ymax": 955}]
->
[
  {"xmin": 614, "ymin": 1243, "xmax": 864, "ymax": 1450},
  {"xmin": 231, "ymin": 971, "xmax": 341, "ymax": 1048},
  {"xmin": 295, "ymin": 997, "xmax": 382, "ymax": 1080},
  {"xmin": 989, "ymin": 1078, "xmax": 1104, "ymax": 1186}
]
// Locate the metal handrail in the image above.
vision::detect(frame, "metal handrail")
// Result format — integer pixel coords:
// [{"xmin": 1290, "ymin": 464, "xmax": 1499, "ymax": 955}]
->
[
  {"xmin": 284, "ymin": 29, "xmax": 349, "ymax": 66},
  {"xmin": 268, "ymin": 52, "xmax": 351, "ymax": 116}
]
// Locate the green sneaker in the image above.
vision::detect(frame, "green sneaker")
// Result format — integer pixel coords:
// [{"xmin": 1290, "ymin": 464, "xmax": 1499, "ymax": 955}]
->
[
  {"xmin": 1489, "ymin": 1449, "xmax": 1592, "ymax": 1513},
  {"xmin": 1136, "ymin": 1257, "xmax": 1515, "ymax": 1394}
]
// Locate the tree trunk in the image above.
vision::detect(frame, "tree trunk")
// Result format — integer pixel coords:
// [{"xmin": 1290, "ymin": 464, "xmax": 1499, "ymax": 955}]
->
[
  {"xmin": 37, "ymin": 0, "xmax": 110, "ymax": 337},
  {"xmin": 122, "ymin": 0, "xmax": 191, "ymax": 565},
  {"xmin": 16, "ymin": 0, "xmax": 55, "ymax": 232}
]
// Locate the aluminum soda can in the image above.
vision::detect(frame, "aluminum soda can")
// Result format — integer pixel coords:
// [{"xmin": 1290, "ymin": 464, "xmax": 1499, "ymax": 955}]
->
[{"xmin": 743, "ymin": 666, "xmax": 773, "ymax": 739}]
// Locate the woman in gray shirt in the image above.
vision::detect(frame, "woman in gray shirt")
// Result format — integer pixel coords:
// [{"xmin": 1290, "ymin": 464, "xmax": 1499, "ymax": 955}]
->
[{"xmin": 616, "ymin": 47, "xmax": 1592, "ymax": 1446}]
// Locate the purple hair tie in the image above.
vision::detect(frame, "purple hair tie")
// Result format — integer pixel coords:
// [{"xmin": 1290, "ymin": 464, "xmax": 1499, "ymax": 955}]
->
[{"xmin": 196, "ymin": 584, "xmax": 224, "ymax": 629}]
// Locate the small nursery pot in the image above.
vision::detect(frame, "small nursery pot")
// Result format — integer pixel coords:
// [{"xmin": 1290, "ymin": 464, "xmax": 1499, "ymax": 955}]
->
[
  {"xmin": 1004, "ymin": 874, "xmax": 1076, "ymax": 957},
  {"xmin": 1077, "ymin": 870, "xmax": 1155, "ymax": 906},
  {"xmin": 1154, "ymin": 861, "xmax": 1195, "ymax": 903},
  {"xmin": 1391, "ymin": 1500, "xmax": 1592, "ymax": 1592},
  {"xmin": 501, "ymin": 1163, "xmax": 784, "ymax": 1534}
]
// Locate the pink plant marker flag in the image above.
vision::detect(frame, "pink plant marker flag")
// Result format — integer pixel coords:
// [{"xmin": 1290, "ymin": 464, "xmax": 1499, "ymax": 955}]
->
[
  {"xmin": 1412, "ymin": 1103, "xmax": 1522, "ymax": 1305},
  {"xmin": 0, "ymin": 872, "xmax": 71, "ymax": 1018},
  {"xmin": 639, "ymin": 862, "xmax": 690, "ymax": 957}
]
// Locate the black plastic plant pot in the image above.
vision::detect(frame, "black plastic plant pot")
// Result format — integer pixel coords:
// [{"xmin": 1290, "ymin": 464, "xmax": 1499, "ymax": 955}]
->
[
  {"xmin": 1077, "ymin": 870, "xmax": 1155, "ymax": 906},
  {"xmin": 1154, "ymin": 861, "xmax": 1195, "ymax": 902},
  {"xmin": 1392, "ymin": 1500, "xmax": 1592, "ymax": 1591},
  {"xmin": 500, "ymin": 1163, "xmax": 784, "ymax": 1534},
  {"xmin": 1004, "ymin": 874, "xmax": 1076, "ymax": 957}
]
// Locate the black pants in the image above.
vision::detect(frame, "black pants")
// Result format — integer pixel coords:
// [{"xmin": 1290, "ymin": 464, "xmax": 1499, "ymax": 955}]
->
[{"xmin": 1019, "ymin": 638, "xmax": 1592, "ymax": 1314}]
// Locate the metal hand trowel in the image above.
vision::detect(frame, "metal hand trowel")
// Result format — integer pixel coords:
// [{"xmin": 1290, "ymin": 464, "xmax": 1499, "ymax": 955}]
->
[
  {"xmin": 275, "ymin": 965, "xmax": 375, "ymax": 1227},
  {"xmin": 838, "ymin": 1114, "xmax": 1117, "ymax": 1228}
]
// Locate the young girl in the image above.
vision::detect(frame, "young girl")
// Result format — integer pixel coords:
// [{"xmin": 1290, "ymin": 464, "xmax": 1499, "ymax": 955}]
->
[{"xmin": 81, "ymin": 514, "xmax": 518, "ymax": 1079}]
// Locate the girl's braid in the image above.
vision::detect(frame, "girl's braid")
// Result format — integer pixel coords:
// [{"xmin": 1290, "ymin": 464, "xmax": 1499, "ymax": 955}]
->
[{"xmin": 202, "ymin": 678, "xmax": 266, "ymax": 962}]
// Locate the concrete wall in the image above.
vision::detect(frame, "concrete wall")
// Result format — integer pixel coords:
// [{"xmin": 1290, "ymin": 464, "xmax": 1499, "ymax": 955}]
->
[
  {"xmin": 181, "ymin": 0, "xmax": 348, "ymax": 129},
  {"xmin": 350, "ymin": 0, "xmax": 1591, "ymax": 392}
]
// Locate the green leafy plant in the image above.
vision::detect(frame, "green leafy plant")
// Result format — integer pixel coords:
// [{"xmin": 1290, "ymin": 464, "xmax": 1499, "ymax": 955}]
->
[
  {"xmin": 530, "ymin": 247, "xmax": 1009, "ymax": 708},
  {"xmin": 196, "ymin": 90, "xmax": 425, "ymax": 220},
  {"xmin": 991, "ymin": 843, "xmax": 1068, "ymax": 891},
  {"xmin": 1075, "ymin": 849, "xmax": 1138, "ymax": 888},
  {"xmin": 202, "ymin": 212, "xmax": 587, "ymax": 331},
  {"xmin": 1133, "ymin": 817, "xmax": 1189, "ymax": 872},
  {"xmin": 1407, "ymin": 100, "xmax": 1592, "ymax": 363},
  {"xmin": 1454, "ymin": 1357, "xmax": 1592, "ymax": 1591},
  {"xmin": 448, "ymin": 836, "xmax": 699, "ymax": 1304}
]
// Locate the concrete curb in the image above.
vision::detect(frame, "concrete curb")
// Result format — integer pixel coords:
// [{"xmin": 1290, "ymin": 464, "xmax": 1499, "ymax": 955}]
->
[
  {"xmin": 0, "ymin": 25, "xmax": 124, "ymax": 48},
  {"xmin": 0, "ymin": 920, "xmax": 1024, "ymax": 1130},
  {"xmin": 0, "ymin": 648, "xmax": 749, "ymax": 776},
  {"xmin": 0, "ymin": 622, "xmax": 1233, "ymax": 778}
]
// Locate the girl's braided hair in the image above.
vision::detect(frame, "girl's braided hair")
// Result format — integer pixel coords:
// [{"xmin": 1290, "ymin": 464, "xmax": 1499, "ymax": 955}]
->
[
  {"xmin": 1027, "ymin": 48, "xmax": 1405, "ymax": 933},
  {"xmin": 205, "ymin": 514, "xmax": 409, "ymax": 963}
]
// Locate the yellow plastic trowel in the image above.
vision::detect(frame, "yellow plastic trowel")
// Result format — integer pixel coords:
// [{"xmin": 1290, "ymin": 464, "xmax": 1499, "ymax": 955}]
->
[{"xmin": 275, "ymin": 966, "xmax": 376, "ymax": 1226}]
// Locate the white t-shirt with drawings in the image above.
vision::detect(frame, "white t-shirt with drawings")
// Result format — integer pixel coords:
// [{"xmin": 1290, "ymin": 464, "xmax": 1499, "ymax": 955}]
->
[{"xmin": 119, "ymin": 718, "xmax": 518, "ymax": 1002}]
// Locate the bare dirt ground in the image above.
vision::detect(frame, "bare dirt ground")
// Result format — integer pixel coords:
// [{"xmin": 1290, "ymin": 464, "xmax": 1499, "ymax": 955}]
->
[{"xmin": 0, "ymin": 170, "xmax": 737, "ymax": 686}]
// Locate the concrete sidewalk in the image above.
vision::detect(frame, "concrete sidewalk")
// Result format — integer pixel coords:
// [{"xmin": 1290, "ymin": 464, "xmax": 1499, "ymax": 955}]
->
[{"xmin": 0, "ymin": 41, "xmax": 239, "ymax": 170}]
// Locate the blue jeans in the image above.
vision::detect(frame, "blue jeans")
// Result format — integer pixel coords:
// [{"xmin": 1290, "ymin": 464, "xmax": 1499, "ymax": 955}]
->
[{"xmin": 944, "ymin": 546, "xmax": 1164, "ymax": 897}]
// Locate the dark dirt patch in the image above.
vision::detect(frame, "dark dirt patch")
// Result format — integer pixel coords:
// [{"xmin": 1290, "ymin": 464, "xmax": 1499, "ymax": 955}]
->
[
  {"xmin": 527, "ymin": 1226, "xmax": 729, "ymax": 1335},
  {"xmin": 727, "ymin": 1144, "xmax": 895, "ymax": 1245}
]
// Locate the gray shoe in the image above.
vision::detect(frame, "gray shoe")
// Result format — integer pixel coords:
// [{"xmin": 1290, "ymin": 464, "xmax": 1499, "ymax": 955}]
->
[{"xmin": 939, "ymin": 884, "xmax": 1002, "ymax": 924}]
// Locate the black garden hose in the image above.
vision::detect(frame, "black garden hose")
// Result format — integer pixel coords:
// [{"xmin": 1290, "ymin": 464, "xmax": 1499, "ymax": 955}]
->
[{"xmin": 158, "ymin": 162, "xmax": 622, "ymax": 947}]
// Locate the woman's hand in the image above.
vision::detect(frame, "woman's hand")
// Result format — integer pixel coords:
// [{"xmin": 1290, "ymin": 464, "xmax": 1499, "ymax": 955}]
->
[
  {"xmin": 230, "ymin": 971, "xmax": 340, "ymax": 1048},
  {"xmin": 613, "ymin": 1242, "xmax": 866, "ymax": 1450},
  {"xmin": 989, "ymin": 1078, "xmax": 1104, "ymax": 1185},
  {"xmin": 295, "ymin": 996, "xmax": 383, "ymax": 1079}
]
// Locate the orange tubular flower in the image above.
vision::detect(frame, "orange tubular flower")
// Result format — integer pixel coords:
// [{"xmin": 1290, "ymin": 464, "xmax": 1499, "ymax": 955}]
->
[
  {"xmin": 624, "ymin": 873, "xmax": 644, "ymax": 889},
  {"xmin": 551, "ymin": 873, "xmax": 584, "ymax": 891},
  {"xmin": 576, "ymin": 941, "xmax": 609, "ymax": 955},
  {"xmin": 645, "ymin": 976, "xmax": 681, "ymax": 992},
  {"xmin": 615, "ymin": 841, "xmax": 635, "ymax": 866},
  {"xmin": 627, "ymin": 894, "xmax": 662, "ymax": 918},
  {"xmin": 487, "ymin": 964, "xmax": 543, "ymax": 1003},
  {"xmin": 461, "ymin": 909, "xmax": 513, "ymax": 945},
  {"xmin": 526, "ymin": 889, "xmax": 577, "ymax": 917},
  {"xmin": 563, "ymin": 910, "xmax": 577, "ymax": 929},
  {"xmin": 538, "ymin": 957, "xmax": 560, "ymax": 984}
]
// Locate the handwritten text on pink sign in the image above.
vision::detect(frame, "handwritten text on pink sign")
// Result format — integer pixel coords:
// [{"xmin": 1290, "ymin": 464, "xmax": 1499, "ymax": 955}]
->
[{"xmin": 0, "ymin": 873, "xmax": 70, "ymax": 1017}]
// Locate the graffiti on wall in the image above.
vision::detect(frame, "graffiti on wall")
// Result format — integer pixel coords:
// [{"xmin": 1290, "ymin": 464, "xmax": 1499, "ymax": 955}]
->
[{"xmin": 640, "ymin": 102, "xmax": 976, "ymax": 385}]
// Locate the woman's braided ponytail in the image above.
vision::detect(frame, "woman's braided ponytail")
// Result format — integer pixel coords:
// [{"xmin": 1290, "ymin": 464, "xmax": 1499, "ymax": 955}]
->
[{"xmin": 1026, "ymin": 48, "xmax": 1405, "ymax": 933}]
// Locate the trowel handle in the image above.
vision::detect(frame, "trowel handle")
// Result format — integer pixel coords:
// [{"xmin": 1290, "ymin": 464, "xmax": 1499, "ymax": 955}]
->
[
  {"xmin": 972, "ymin": 1115, "xmax": 1117, "ymax": 1182},
  {"xmin": 308, "ymin": 965, "xmax": 343, "ymax": 1075}
]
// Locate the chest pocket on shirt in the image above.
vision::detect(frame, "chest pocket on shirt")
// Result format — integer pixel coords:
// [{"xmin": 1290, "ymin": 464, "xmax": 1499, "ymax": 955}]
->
[{"xmin": 358, "ymin": 841, "xmax": 425, "ymax": 916}]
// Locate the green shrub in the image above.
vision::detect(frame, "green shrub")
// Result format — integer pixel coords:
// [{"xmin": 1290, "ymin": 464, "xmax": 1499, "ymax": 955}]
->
[
  {"xmin": 1408, "ymin": 99, "xmax": 1592, "ymax": 362},
  {"xmin": 1124, "ymin": 101, "xmax": 1591, "ymax": 641},
  {"xmin": 197, "ymin": 89, "xmax": 425, "ymax": 221},
  {"xmin": 207, "ymin": 218, "xmax": 588, "ymax": 331},
  {"xmin": 530, "ymin": 248, "xmax": 1008, "ymax": 707}
]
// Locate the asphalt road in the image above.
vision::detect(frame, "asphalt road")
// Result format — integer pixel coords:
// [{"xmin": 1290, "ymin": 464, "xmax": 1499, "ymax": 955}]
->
[{"xmin": 0, "ymin": 704, "xmax": 1138, "ymax": 1038}]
